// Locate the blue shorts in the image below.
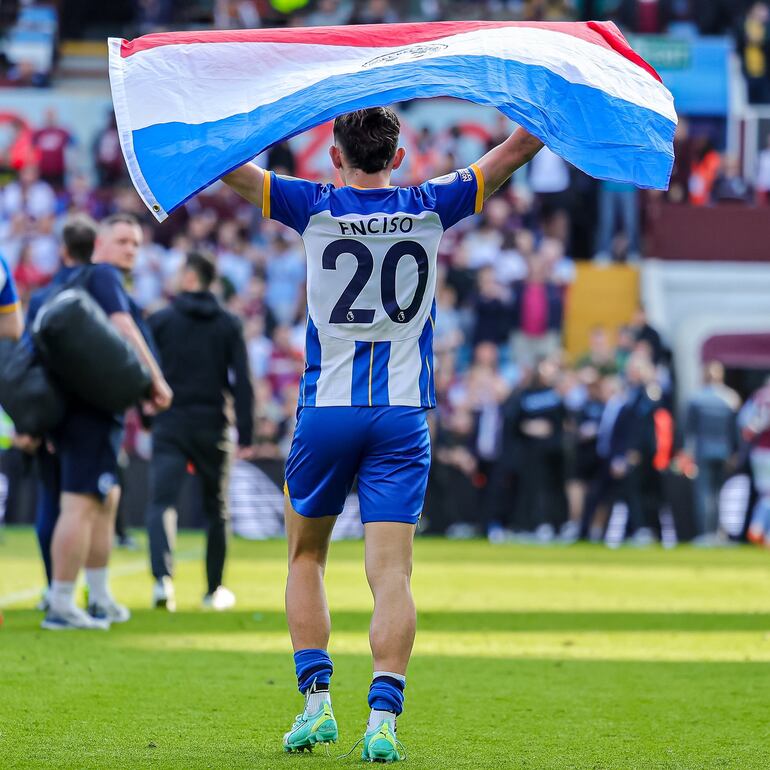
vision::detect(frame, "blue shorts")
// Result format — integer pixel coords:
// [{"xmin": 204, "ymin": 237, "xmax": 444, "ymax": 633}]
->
[
  {"xmin": 285, "ymin": 406, "xmax": 431, "ymax": 525},
  {"xmin": 54, "ymin": 406, "xmax": 124, "ymax": 501}
]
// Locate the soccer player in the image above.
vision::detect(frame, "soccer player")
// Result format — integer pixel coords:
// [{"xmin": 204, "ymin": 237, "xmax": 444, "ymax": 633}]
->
[
  {"xmin": 0, "ymin": 253, "xmax": 23, "ymax": 340},
  {"xmin": 224, "ymin": 108, "xmax": 542, "ymax": 760}
]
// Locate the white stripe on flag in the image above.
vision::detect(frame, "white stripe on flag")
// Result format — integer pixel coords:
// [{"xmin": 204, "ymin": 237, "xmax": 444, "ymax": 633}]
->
[{"xmin": 116, "ymin": 26, "xmax": 675, "ymax": 132}]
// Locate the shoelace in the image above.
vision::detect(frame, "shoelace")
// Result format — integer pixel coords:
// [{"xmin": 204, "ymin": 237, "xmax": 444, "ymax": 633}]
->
[
  {"xmin": 336, "ymin": 736, "xmax": 364, "ymax": 760},
  {"xmin": 336, "ymin": 724, "xmax": 407, "ymax": 762}
]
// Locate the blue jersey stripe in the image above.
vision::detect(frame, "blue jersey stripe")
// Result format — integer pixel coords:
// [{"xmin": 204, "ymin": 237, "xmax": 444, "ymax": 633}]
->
[
  {"xmin": 371, "ymin": 341, "xmax": 391, "ymax": 406},
  {"xmin": 351, "ymin": 341, "xmax": 371, "ymax": 406},
  {"xmin": 417, "ymin": 301, "xmax": 436, "ymax": 408},
  {"xmin": 301, "ymin": 316, "xmax": 322, "ymax": 406}
]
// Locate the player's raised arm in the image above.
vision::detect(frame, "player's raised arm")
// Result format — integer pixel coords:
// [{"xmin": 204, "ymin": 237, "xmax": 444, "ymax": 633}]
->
[
  {"xmin": 222, "ymin": 162, "xmax": 266, "ymax": 207},
  {"xmin": 475, "ymin": 126, "xmax": 544, "ymax": 200}
]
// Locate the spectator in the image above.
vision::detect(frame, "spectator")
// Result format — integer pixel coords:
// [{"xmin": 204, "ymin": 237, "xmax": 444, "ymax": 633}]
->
[
  {"xmin": 581, "ymin": 354, "xmax": 658, "ymax": 543},
  {"xmin": 12, "ymin": 241, "xmax": 48, "ymax": 296},
  {"xmin": 630, "ymin": 305, "xmax": 664, "ymax": 365},
  {"xmin": 304, "ymin": 0, "xmax": 353, "ymax": 25},
  {"xmin": 429, "ymin": 407, "xmax": 481, "ymax": 536},
  {"xmin": 737, "ymin": 2, "xmax": 770, "ymax": 104},
  {"xmin": 31, "ymin": 109, "xmax": 73, "ymax": 190},
  {"xmin": 668, "ymin": 118, "xmax": 694, "ymax": 204},
  {"xmin": 245, "ymin": 314, "xmax": 274, "ymax": 379},
  {"xmin": 351, "ymin": 0, "xmax": 401, "ymax": 24},
  {"xmin": 685, "ymin": 361, "xmax": 741, "ymax": 542},
  {"xmin": 266, "ymin": 324, "xmax": 303, "ymax": 396},
  {"xmin": 471, "ymin": 266, "xmax": 511, "ymax": 348},
  {"xmin": 510, "ymin": 250, "xmax": 564, "ymax": 370},
  {"xmin": 594, "ymin": 180, "xmax": 640, "ymax": 262},
  {"xmin": 505, "ymin": 356, "xmax": 568, "ymax": 540},
  {"xmin": 689, "ymin": 139, "xmax": 721, "ymax": 206},
  {"xmin": 462, "ymin": 199, "xmax": 507, "ymax": 269},
  {"xmin": 265, "ymin": 232, "xmax": 305, "ymax": 325},
  {"xmin": 563, "ymin": 366, "xmax": 606, "ymax": 541},
  {"xmin": 616, "ymin": 0, "xmax": 672, "ymax": 33},
  {"xmin": 712, "ymin": 156, "xmax": 754, "ymax": 204},
  {"xmin": 2, "ymin": 164, "xmax": 56, "ymax": 220},
  {"xmin": 740, "ymin": 378, "xmax": 770, "ymax": 545},
  {"xmin": 434, "ymin": 282, "xmax": 464, "ymax": 356},
  {"xmin": 756, "ymin": 133, "xmax": 770, "ymax": 202},
  {"xmin": 93, "ymin": 113, "xmax": 126, "ymax": 186},
  {"xmin": 576, "ymin": 326, "xmax": 618, "ymax": 376},
  {"xmin": 527, "ymin": 146, "xmax": 571, "ymax": 232}
]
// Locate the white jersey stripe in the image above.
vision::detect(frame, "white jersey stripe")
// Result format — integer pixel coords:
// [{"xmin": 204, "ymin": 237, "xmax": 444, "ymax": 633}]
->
[{"xmin": 315, "ymin": 332, "xmax": 355, "ymax": 405}]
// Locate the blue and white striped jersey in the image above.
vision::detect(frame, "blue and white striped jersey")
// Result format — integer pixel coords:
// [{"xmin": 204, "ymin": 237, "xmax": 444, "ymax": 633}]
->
[{"xmin": 263, "ymin": 165, "xmax": 483, "ymax": 407}]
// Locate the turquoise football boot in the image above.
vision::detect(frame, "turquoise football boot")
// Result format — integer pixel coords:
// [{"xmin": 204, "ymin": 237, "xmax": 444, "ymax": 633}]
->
[{"xmin": 282, "ymin": 700, "xmax": 338, "ymax": 753}]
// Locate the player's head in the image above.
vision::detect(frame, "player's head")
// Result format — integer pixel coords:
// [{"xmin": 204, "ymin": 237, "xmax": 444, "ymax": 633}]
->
[
  {"xmin": 95, "ymin": 212, "xmax": 143, "ymax": 273},
  {"xmin": 331, "ymin": 107, "xmax": 405, "ymax": 179},
  {"xmin": 180, "ymin": 250, "xmax": 217, "ymax": 292},
  {"xmin": 61, "ymin": 214, "xmax": 97, "ymax": 266}
]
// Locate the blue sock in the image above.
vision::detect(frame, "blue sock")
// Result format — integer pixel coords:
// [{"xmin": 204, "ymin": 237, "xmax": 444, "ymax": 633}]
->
[
  {"xmin": 293, "ymin": 648, "xmax": 333, "ymax": 694},
  {"xmin": 368, "ymin": 672, "xmax": 406, "ymax": 716}
]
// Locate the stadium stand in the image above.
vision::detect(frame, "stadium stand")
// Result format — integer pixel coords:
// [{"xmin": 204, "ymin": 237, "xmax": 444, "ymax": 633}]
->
[{"xmin": 1, "ymin": 0, "xmax": 770, "ymax": 549}]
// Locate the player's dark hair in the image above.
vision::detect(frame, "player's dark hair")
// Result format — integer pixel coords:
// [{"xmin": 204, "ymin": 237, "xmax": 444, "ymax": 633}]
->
[
  {"xmin": 185, "ymin": 250, "xmax": 217, "ymax": 290},
  {"xmin": 62, "ymin": 214, "xmax": 97, "ymax": 264},
  {"xmin": 333, "ymin": 107, "xmax": 400, "ymax": 174}
]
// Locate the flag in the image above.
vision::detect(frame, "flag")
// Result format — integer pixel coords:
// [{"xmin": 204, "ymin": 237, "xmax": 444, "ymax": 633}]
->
[{"xmin": 108, "ymin": 21, "xmax": 677, "ymax": 222}]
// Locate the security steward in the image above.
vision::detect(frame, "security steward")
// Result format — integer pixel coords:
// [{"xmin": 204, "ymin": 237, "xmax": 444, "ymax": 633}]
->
[{"xmin": 146, "ymin": 251, "xmax": 254, "ymax": 611}]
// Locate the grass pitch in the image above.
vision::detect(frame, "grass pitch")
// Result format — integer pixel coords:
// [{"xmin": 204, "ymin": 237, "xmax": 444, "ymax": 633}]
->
[{"xmin": 1, "ymin": 527, "xmax": 770, "ymax": 769}]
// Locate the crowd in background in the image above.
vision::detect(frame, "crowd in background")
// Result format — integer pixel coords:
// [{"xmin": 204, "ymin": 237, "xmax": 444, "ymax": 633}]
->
[
  {"xmin": 1, "ymin": 0, "xmax": 770, "ymax": 544},
  {"xmin": 1, "ymin": 101, "xmax": 770, "ymax": 546},
  {"xmin": 51, "ymin": 0, "xmax": 763, "ymax": 41}
]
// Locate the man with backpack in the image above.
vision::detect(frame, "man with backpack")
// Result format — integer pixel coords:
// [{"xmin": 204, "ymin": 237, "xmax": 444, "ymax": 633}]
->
[{"xmin": 32, "ymin": 213, "xmax": 172, "ymax": 630}]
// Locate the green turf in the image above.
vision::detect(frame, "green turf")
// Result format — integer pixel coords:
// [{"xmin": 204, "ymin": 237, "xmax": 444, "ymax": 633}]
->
[{"xmin": 1, "ymin": 527, "xmax": 770, "ymax": 769}]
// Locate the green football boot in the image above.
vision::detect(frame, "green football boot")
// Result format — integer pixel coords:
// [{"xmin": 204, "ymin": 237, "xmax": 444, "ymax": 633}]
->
[
  {"xmin": 361, "ymin": 719, "xmax": 404, "ymax": 763},
  {"xmin": 282, "ymin": 701, "xmax": 338, "ymax": 753}
]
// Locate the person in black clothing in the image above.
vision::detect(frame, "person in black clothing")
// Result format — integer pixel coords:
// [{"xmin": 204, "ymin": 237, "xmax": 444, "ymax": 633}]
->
[
  {"xmin": 563, "ymin": 367, "xmax": 606, "ymax": 541},
  {"xmin": 506, "ymin": 358, "xmax": 568, "ymax": 539},
  {"xmin": 146, "ymin": 252, "xmax": 254, "ymax": 611},
  {"xmin": 580, "ymin": 355, "xmax": 658, "ymax": 543}
]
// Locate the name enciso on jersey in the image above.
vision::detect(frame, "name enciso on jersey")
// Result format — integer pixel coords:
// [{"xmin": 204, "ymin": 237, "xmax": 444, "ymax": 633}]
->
[{"xmin": 338, "ymin": 216, "xmax": 414, "ymax": 236}]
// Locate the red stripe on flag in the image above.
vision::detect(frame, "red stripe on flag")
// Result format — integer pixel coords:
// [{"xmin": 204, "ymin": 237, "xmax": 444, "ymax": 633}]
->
[
  {"xmin": 118, "ymin": 20, "xmax": 661, "ymax": 81},
  {"xmin": 587, "ymin": 20, "xmax": 662, "ymax": 82}
]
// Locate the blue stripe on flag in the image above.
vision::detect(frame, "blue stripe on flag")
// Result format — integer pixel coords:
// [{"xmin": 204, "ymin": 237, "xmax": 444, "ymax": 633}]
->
[
  {"xmin": 301, "ymin": 316, "xmax": 322, "ymax": 407},
  {"xmin": 351, "ymin": 341, "xmax": 371, "ymax": 406},
  {"xmin": 130, "ymin": 54, "xmax": 676, "ymax": 214},
  {"xmin": 371, "ymin": 341, "xmax": 391, "ymax": 406},
  {"xmin": 417, "ymin": 302, "xmax": 436, "ymax": 408}
]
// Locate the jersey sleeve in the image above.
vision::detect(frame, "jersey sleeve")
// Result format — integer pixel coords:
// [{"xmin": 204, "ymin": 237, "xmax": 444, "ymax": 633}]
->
[
  {"xmin": 87, "ymin": 265, "xmax": 130, "ymax": 316},
  {"xmin": 263, "ymin": 171, "xmax": 327, "ymax": 234},
  {"xmin": 0, "ymin": 256, "xmax": 20, "ymax": 313},
  {"xmin": 420, "ymin": 164, "xmax": 484, "ymax": 230}
]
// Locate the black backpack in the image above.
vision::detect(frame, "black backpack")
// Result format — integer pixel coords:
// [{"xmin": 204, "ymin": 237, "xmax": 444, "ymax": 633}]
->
[
  {"xmin": 0, "ymin": 338, "xmax": 66, "ymax": 436},
  {"xmin": 32, "ymin": 266, "xmax": 153, "ymax": 414}
]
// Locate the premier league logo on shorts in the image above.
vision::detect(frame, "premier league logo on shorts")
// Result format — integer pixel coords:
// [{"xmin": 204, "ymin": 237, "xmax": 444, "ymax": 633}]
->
[
  {"xmin": 98, "ymin": 472, "xmax": 116, "ymax": 496},
  {"xmin": 347, "ymin": 310, "xmax": 355, "ymax": 322}
]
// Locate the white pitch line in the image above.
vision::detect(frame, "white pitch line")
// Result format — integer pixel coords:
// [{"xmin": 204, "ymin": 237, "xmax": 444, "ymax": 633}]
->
[{"xmin": 0, "ymin": 548, "xmax": 202, "ymax": 608}]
